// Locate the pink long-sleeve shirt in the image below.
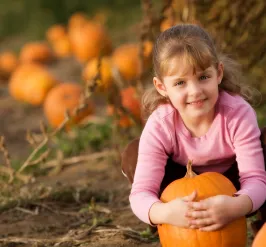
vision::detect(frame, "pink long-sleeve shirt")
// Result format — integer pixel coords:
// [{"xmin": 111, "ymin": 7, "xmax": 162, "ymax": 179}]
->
[{"xmin": 129, "ymin": 91, "xmax": 266, "ymax": 224}]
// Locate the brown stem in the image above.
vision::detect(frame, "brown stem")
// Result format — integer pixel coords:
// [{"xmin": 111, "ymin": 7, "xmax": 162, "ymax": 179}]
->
[{"xmin": 185, "ymin": 159, "xmax": 197, "ymax": 178}]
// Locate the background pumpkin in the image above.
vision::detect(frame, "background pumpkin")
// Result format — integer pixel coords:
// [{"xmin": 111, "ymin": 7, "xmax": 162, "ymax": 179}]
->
[
  {"xmin": 107, "ymin": 86, "xmax": 142, "ymax": 127},
  {"xmin": 8, "ymin": 63, "xmax": 58, "ymax": 105},
  {"xmin": 46, "ymin": 24, "xmax": 67, "ymax": 44},
  {"xmin": 51, "ymin": 36, "xmax": 72, "ymax": 58},
  {"xmin": 69, "ymin": 21, "xmax": 112, "ymax": 63},
  {"xmin": 252, "ymin": 223, "xmax": 266, "ymax": 247},
  {"xmin": 82, "ymin": 56, "xmax": 113, "ymax": 92},
  {"xmin": 43, "ymin": 82, "xmax": 95, "ymax": 128},
  {"xmin": 0, "ymin": 51, "xmax": 18, "ymax": 79},
  {"xmin": 19, "ymin": 42, "xmax": 54, "ymax": 64},
  {"xmin": 68, "ymin": 12, "xmax": 88, "ymax": 30},
  {"xmin": 158, "ymin": 160, "xmax": 247, "ymax": 247},
  {"xmin": 111, "ymin": 42, "xmax": 152, "ymax": 81}
]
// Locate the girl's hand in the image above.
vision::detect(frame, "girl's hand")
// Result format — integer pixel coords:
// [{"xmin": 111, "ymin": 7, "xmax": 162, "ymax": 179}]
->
[
  {"xmin": 164, "ymin": 190, "xmax": 197, "ymax": 227},
  {"xmin": 185, "ymin": 195, "xmax": 249, "ymax": 231}
]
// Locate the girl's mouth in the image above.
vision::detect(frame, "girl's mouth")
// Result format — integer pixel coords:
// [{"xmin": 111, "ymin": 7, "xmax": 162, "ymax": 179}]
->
[{"xmin": 187, "ymin": 99, "xmax": 206, "ymax": 106}]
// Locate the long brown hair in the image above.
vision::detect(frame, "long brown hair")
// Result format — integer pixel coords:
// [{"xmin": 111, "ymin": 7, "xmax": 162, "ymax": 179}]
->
[{"xmin": 142, "ymin": 24, "xmax": 260, "ymax": 119}]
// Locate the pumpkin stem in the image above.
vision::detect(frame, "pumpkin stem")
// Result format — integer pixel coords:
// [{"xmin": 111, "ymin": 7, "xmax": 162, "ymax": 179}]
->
[{"xmin": 185, "ymin": 159, "xmax": 197, "ymax": 178}]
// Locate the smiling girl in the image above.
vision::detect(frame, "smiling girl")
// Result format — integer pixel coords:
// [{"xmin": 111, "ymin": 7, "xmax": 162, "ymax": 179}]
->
[{"xmin": 121, "ymin": 24, "xmax": 266, "ymax": 233}]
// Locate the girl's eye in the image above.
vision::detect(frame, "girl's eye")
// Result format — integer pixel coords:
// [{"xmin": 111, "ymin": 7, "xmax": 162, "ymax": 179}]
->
[
  {"xmin": 175, "ymin": 81, "xmax": 185, "ymax": 86},
  {"xmin": 199, "ymin": 75, "xmax": 209, "ymax": 80}
]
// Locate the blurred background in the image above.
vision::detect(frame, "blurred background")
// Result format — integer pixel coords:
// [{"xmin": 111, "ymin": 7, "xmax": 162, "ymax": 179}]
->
[{"xmin": 0, "ymin": 1, "xmax": 265, "ymax": 246}]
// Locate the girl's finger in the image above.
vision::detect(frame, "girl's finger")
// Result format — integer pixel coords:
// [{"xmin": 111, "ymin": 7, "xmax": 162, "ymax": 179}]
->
[
  {"xmin": 187, "ymin": 200, "xmax": 209, "ymax": 210},
  {"xmin": 199, "ymin": 224, "xmax": 222, "ymax": 232},
  {"xmin": 186, "ymin": 210, "xmax": 209, "ymax": 219},
  {"xmin": 182, "ymin": 190, "xmax": 197, "ymax": 202},
  {"xmin": 189, "ymin": 218, "xmax": 214, "ymax": 227}
]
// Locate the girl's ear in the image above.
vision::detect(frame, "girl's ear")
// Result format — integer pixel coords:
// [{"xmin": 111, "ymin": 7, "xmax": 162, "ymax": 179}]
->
[
  {"xmin": 153, "ymin": 77, "xmax": 167, "ymax": 97},
  {"xmin": 217, "ymin": 62, "xmax": 224, "ymax": 84}
]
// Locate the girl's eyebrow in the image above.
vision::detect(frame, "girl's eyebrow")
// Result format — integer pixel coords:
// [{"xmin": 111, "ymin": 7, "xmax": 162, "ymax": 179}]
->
[{"xmin": 170, "ymin": 68, "xmax": 212, "ymax": 81}]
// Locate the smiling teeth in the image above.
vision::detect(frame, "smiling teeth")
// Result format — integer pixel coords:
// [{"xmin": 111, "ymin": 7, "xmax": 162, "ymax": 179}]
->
[{"xmin": 190, "ymin": 100, "xmax": 204, "ymax": 104}]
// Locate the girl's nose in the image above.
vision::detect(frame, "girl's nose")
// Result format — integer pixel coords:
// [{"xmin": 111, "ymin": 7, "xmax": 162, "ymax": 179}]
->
[{"xmin": 188, "ymin": 81, "xmax": 202, "ymax": 95}]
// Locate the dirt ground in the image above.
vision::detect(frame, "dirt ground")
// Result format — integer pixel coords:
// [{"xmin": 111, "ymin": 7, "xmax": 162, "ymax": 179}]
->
[
  {"xmin": 0, "ymin": 58, "xmax": 161, "ymax": 247},
  {"xmin": 0, "ymin": 58, "xmax": 256, "ymax": 247}
]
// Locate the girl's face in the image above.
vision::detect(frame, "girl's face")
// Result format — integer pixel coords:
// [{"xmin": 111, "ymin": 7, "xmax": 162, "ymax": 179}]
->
[{"xmin": 154, "ymin": 60, "xmax": 223, "ymax": 123}]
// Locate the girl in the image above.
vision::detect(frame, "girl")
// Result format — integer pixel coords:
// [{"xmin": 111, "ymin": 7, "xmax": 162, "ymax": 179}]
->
[{"xmin": 121, "ymin": 24, "xmax": 266, "ymax": 233}]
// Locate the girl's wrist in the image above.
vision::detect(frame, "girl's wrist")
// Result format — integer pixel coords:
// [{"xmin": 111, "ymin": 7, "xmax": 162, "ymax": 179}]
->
[
  {"xmin": 149, "ymin": 201, "xmax": 169, "ymax": 225},
  {"xmin": 233, "ymin": 194, "xmax": 253, "ymax": 217}
]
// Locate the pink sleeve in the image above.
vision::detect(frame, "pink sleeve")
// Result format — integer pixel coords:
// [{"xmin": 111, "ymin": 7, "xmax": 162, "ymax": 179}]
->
[
  {"xmin": 129, "ymin": 114, "xmax": 173, "ymax": 224},
  {"xmin": 228, "ymin": 103, "xmax": 266, "ymax": 212}
]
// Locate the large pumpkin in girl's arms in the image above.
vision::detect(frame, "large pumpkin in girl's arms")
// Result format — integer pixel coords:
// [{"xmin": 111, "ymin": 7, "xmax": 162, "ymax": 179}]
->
[
  {"xmin": 158, "ymin": 161, "xmax": 247, "ymax": 247},
  {"xmin": 8, "ymin": 63, "xmax": 58, "ymax": 105},
  {"xmin": 43, "ymin": 82, "xmax": 95, "ymax": 128},
  {"xmin": 252, "ymin": 223, "xmax": 266, "ymax": 247}
]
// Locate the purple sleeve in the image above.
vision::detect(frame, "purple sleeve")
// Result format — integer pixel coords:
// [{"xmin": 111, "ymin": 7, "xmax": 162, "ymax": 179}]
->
[
  {"xmin": 228, "ymin": 103, "xmax": 266, "ymax": 212},
  {"xmin": 129, "ymin": 114, "xmax": 173, "ymax": 224}
]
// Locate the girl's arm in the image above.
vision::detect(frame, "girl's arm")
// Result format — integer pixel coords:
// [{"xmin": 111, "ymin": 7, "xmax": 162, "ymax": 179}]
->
[
  {"xmin": 129, "ymin": 113, "xmax": 173, "ymax": 225},
  {"xmin": 228, "ymin": 102, "xmax": 266, "ymax": 212}
]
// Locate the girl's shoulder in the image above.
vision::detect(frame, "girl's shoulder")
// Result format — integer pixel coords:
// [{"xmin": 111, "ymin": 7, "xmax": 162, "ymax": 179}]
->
[
  {"xmin": 218, "ymin": 91, "xmax": 252, "ymax": 113},
  {"xmin": 144, "ymin": 103, "xmax": 177, "ymax": 135},
  {"xmin": 218, "ymin": 91, "xmax": 257, "ymax": 127},
  {"xmin": 150, "ymin": 103, "xmax": 176, "ymax": 120}
]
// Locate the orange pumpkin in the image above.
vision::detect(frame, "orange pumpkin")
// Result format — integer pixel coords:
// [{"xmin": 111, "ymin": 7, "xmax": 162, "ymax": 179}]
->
[
  {"xmin": 0, "ymin": 51, "xmax": 18, "ymax": 79},
  {"xmin": 51, "ymin": 36, "xmax": 72, "ymax": 58},
  {"xmin": 46, "ymin": 24, "xmax": 67, "ymax": 43},
  {"xmin": 8, "ymin": 64, "xmax": 58, "ymax": 105},
  {"xmin": 69, "ymin": 21, "xmax": 112, "ymax": 63},
  {"xmin": 107, "ymin": 86, "xmax": 142, "ymax": 127},
  {"xmin": 160, "ymin": 18, "xmax": 176, "ymax": 32},
  {"xmin": 112, "ymin": 42, "xmax": 152, "ymax": 81},
  {"xmin": 20, "ymin": 42, "xmax": 54, "ymax": 64},
  {"xmin": 82, "ymin": 56, "xmax": 113, "ymax": 92},
  {"xmin": 158, "ymin": 160, "xmax": 247, "ymax": 247},
  {"xmin": 252, "ymin": 223, "xmax": 266, "ymax": 247},
  {"xmin": 68, "ymin": 12, "xmax": 88, "ymax": 30},
  {"xmin": 107, "ymin": 105, "xmax": 132, "ymax": 128},
  {"xmin": 43, "ymin": 82, "xmax": 94, "ymax": 128}
]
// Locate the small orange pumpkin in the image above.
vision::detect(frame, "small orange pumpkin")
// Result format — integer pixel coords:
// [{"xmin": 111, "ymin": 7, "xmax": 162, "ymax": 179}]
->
[
  {"xmin": 20, "ymin": 42, "xmax": 54, "ymax": 64},
  {"xmin": 160, "ymin": 18, "xmax": 176, "ymax": 32},
  {"xmin": 46, "ymin": 24, "xmax": 67, "ymax": 44},
  {"xmin": 51, "ymin": 36, "xmax": 72, "ymax": 58},
  {"xmin": 82, "ymin": 56, "xmax": 113, "ymax": 92},
  {"xmin": 158, "ymin": 160, "xmax": 247, "ymax": 247},
  {"xmin": 69, "ymin": 21, "xmax": 112, "ymax": 63},
  {"xmin": 8, "ymin": 64, "xmax": 58, "ymax": 105},
  {"xmin": 68, "ymin": 12, "xmax": 88, "ymax": 30},
  {"xmin": 112, "ymin": 42, "xmax": 152, "ymax": 82},
  {"xmin": 252, "ymin": 223, "xmax": 266, "ymax": 247},
  {"xmin": 107, "ymin": 86, "xmax": 142, "ymax": 127},
  {"xmin": 0, "ymin": 51, "xmax": 18, "ymax": 79},
  {"xmin": 43, "ymin": 82, "xmax": 94, "ymax": 128}
]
